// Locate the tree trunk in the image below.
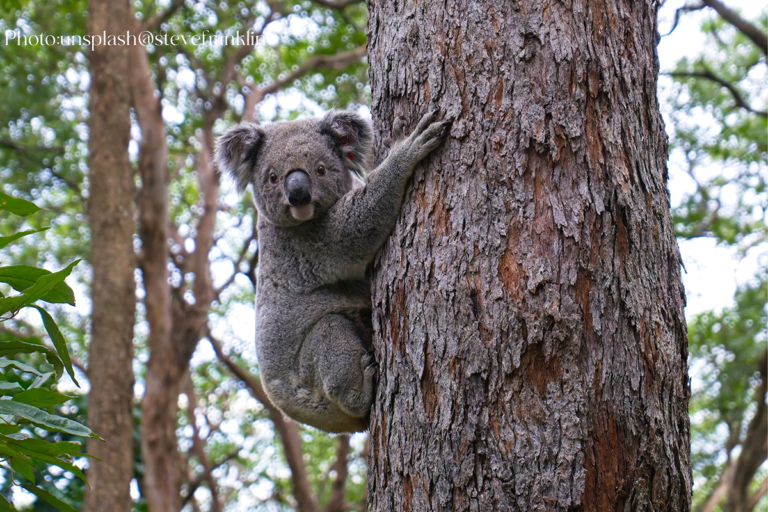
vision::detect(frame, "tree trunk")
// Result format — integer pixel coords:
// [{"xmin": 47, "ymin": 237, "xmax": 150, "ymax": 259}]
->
[
  {"xmin": 128, "ymin": 13, "xmax": 178, "ymax": 510},
  {"xmin": 83, "ymin": 1, "xmax": 136, "ymax": 510},
  {"xmin": 366, "ymin": 1, "xmax": 691, "ymax": 511}
]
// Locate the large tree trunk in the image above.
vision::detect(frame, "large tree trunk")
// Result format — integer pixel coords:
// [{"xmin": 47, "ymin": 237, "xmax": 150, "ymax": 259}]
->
[
  {"xmin": 83, "ymin": 1, "xmax": 136, "ymax": 511},
  {"xmin": 366, "ymin": 1, "xmax": 691, "ymax": 511}
]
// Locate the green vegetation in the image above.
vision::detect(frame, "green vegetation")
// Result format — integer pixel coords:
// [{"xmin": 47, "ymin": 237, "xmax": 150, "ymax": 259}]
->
[
  {"xmin": 663, "ymin": 7, "xmax": 767, "ymax": 511},
  {"xmin": 0, "ymin": 193, "xmax": 95, "ymax": 511}
]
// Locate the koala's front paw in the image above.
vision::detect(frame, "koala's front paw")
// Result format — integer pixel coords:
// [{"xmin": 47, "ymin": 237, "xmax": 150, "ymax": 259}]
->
[{"xmin": 398, "ymin": 109, "xmax": 451, "ymax": 164}]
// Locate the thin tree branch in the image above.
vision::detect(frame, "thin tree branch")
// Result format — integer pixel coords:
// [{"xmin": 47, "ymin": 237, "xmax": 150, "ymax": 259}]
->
[
  {"xmin": 663, "ymin": 69, "xmax": 768, "ymax": 117},
  {"xmin": 213, "ymin": 228, "xmax": 257, "ymax": 299},
  {"xmin": 182, "ymin": 450, "xmax": 240, "ymax": 508},
  {"xmin": 242, "ymin": 45, "xmax": 366, "ymax": 122},
  {"xmin": 700, "ymin": 0, "xmax": 768, "ymax": 55},
  {"xmin": 696, "ymin": 462, "xmax": 734, "ymax": 512},
  {"xmin": 207, "ymin": 329, "xmax": 318, "ymax": 512},
  {"xmin": 0, "ymin": 139, "xmax": 65, "ymax": 154},
  {"xmin": 747, "ymin": 476, "xmax": 768, "ymax": 512},
  {"xmin": 325, "ymin": 435, "xmax": 350, "ymax": 512},
  {"xmin": 182, "ymin": 374, "xmax": 222, "ymax": 512},
  {"xmin": 726, "ymin": 355, "xmax": 768, "ymax": 510},
  {"xmin": 311, "ymin": 0, "xmax": 363, "ymax": 8},
  {"xmin": 141, "ymin": 0, "xmax": 186, "ymax": 33},
  {"xmin": 661, "ymin": 3, "xmax": 705, "ymax": 37},
  {"xmin": 49, "ymin": 169, "xmax": 85, "ymax": 199},
  {"xmin": 70, "ymin": 353, "xmax": 88, "ymax": 377}
]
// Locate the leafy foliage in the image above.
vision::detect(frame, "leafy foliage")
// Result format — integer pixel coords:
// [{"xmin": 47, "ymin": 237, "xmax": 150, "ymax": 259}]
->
[
  {"xmin": 0, "ymin": 195, "xmax": 94, "ymax": 511},
  {"xmin": 666, "ymin": 14, "xmax": 767, "ymax": 250},
  {"xmin": 663, "ymin": 5, "xmax": 768, "ymax": 510}
]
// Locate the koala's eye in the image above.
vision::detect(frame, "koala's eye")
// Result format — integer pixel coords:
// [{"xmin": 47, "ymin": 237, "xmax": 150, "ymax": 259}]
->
[
  {"xmin": 317, "ymin": 164, "xmax": 326, "ymax": 176},
  {"xmin": 269, "ymin": 172, "xmax": 278, "ymax": 184}
]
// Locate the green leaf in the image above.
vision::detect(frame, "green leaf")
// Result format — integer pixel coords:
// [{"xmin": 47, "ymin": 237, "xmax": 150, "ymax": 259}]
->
[
  {"xmin": 9, "ymin": 455, "xmax": 35, "ymax": 483},
  {"xmin": 0, "ymin": 340, "xmax": 48, "ymax": 358},
  {"xmin": 0, "ymin": 228, "xmax": 49, "ymax": 250},
  {"xmin": 29, "ymin": 306, "xmax": 78, "ymax": 386},
  {"xmin": 0, "ymin": 341, "xmax": 63, "ymax": 380},
  {"xmin": 12, "ymin": 388, "xmax": 73, "ymax": 408},
  {"xmin": 0, "ymin": 359, "xmax": 43, "ymax": 376},
  {"xmin": 0, "ymin": 425, "xmax": 21, "ymax": 435},
  {"xmin": 0, "ymin": 441, "xmax": 30, "ymax": 461},
  {"xmin": 0, "ymin": 400, "xmax": 99, "ymax": 439},
  {"xmin": 0, "ymin": 191, "xmax": 41, "ymax": 216},
  {"xmin": 27, "ymin": 372, "xmax": 55, "ymax": 390},
  {"xmin": 0, "ymin": 266, "xmax": 76, "ymax": 305},
  {"xmin": 0, "ymin": 492, "xmax": 13, "ymax": 512},
  {"xmin": 21, "ymin": 484, "xmax": 78, "ymax": 512},
  {"xmin": 8, "ymin": 438, "xmax": 87, "ymax": 459},
  {"xmin": 0, "ymin": 259, "xmax": 80, "ymax": 317},
  {"xmin": 10, "ymin": 441, "xmax": 87, "ymax": 483},
  {"xmin": 0, "ymin": 382, "xmax": 23, "ymax": 396}
]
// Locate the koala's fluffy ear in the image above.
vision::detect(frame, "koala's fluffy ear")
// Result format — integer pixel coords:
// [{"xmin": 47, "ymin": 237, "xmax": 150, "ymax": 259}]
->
[
  {"xmin": 214, "ymin": 123, "xmax": 265, "ymax": 193},
  {"xmin": 319, "ymin": 110, "xmax": 373, "ymax": 179}
]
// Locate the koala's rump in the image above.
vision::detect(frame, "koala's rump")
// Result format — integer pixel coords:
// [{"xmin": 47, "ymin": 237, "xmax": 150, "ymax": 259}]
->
[{"xmin": 254, "ymin": 277, "xmax": 371, "ymax": 399}]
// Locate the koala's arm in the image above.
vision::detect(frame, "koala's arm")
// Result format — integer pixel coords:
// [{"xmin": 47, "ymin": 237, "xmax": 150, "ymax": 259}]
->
[{"xmin": 325, "ymin": 110, "xmax": 451, "ymax": 259}]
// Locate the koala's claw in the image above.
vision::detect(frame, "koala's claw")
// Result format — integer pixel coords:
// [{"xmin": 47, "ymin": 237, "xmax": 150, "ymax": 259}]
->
[
  {"xmin": 362, "ymin": 352, "xmax": 378, "ymax": 383},
  {"xmin": 413, "ymin": 109, "xmax": 439, "ymax": 136},
  {"xmin": 362, "ymin": 350, "xmax": 377, "ymax": 369},
  {"xmin": 439, "ymin": 120, "xmax": 452, "ymax": 138}
]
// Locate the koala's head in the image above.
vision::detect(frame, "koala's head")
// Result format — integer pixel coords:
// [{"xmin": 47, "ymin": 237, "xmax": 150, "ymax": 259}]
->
[{"xmin": 214, "ymin": 110, "xmax": 373, "ymax": 227}]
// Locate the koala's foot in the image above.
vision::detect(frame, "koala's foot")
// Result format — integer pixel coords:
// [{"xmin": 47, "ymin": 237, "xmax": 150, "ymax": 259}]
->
[
  {"xmin": 313, "ymin": 315, "xmax": 377, "ymax": 420},
  {"xmin": 394, "ymin": 109, "xmax": 452, "ymax": 164}
]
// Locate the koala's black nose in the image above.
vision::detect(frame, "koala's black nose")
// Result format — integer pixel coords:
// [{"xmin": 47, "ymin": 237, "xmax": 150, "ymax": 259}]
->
[{"xmin": 285, "ymin": 170, "xmax": 312, "ymax": 206}]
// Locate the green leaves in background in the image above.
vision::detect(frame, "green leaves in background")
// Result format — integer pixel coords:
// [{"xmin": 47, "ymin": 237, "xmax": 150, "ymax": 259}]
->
[
  {"xmin": 21, "ymin": 484, "xmax": 79, "ymax": 512},
  {"xmin": 0, "ymin": 260, "xmax": 80, "ymax": 317},
  {"xmin": 0, "ymin": 229, "xmax": 49, "ymax": 251},
  {"xmin": 0, "ymin": 266, "xmax": 76, "ymax": 305},
  {"xmin": 664, "ymin": 7, "xmax": 768, "ymax": 510},
  {"xmin": 0, "ymin": 197, "xmax": 92, "ymax": 511},
  {"xmin": 0, "ymin": 340, "xmax": 63, "ymax": 381},
  {"xmin": 0, "ymin": 401, "xmax": 95, "ymax": 439},
  {"xmin": 28, "ymin": 306, "xmax": 78, "ymax": 385},
  {"xmin": 0, "ymin": 192, "xmax": 41, "ymax": 217}
]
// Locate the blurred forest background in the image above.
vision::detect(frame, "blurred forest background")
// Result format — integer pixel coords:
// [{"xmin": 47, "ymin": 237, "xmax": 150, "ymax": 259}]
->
[{"xmin": 0, "ymin": 0, "xmax": 765, "ymax": 511}]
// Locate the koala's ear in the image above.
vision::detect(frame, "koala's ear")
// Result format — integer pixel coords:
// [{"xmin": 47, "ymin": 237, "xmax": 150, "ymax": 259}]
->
[
  {"xmin": 214, "ymin": 123, "xmax": 265, "ymax": 193},
  {"xmin": 319, "ymin": 110, "xmax": 373, "ymax": 179}
]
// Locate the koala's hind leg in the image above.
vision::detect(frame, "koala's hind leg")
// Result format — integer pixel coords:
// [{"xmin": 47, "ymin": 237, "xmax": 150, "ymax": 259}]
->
[{"xmin": 309, "ymin": 314, "xmax": 377, "ymax": 420}]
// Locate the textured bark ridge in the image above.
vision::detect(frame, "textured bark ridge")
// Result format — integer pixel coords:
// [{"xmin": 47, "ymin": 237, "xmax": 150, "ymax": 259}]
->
[{"xmin": 366, "ymin": 1, "xmax": 691, "ymax": 510}]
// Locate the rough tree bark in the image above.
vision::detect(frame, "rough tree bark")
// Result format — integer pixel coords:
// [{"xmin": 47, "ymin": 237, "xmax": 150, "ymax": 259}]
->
[
  {"xmin": 83, "ymin": 0, "xmax": 136, "ymax": 511},
  {"xmin": 366, "ymin": 1, "xmax": 691, "ymax": 511}
]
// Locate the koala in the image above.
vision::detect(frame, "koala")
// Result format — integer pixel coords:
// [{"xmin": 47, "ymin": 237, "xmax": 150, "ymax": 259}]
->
[{"xmin": 214, "ymin": 109, "xmax": 450, "ymax": 433}]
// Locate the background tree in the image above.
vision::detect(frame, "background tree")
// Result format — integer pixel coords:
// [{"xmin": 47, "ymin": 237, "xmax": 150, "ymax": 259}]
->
[
  {"xmin": 366, "ymin": 0, "xmax": 691, "ymax": 510},
  {"xmin": 82, "ymin": 0, "xmax": 137, "ymax": 510},
  {"xmin": 659, "ymin": 3, "xmax": 767, "ymax": 511}
]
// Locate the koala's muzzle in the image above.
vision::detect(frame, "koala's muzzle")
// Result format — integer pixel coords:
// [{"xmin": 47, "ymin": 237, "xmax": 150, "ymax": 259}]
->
[{"xmin": 285, "ymin": 170, "xmax": 312, "ymax": 206}]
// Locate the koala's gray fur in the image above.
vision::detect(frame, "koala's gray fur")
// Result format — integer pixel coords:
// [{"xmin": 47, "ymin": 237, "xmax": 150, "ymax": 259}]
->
[{"xmin": 214, "ymin": 109, "xmax": 450, "ymax": 433}]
